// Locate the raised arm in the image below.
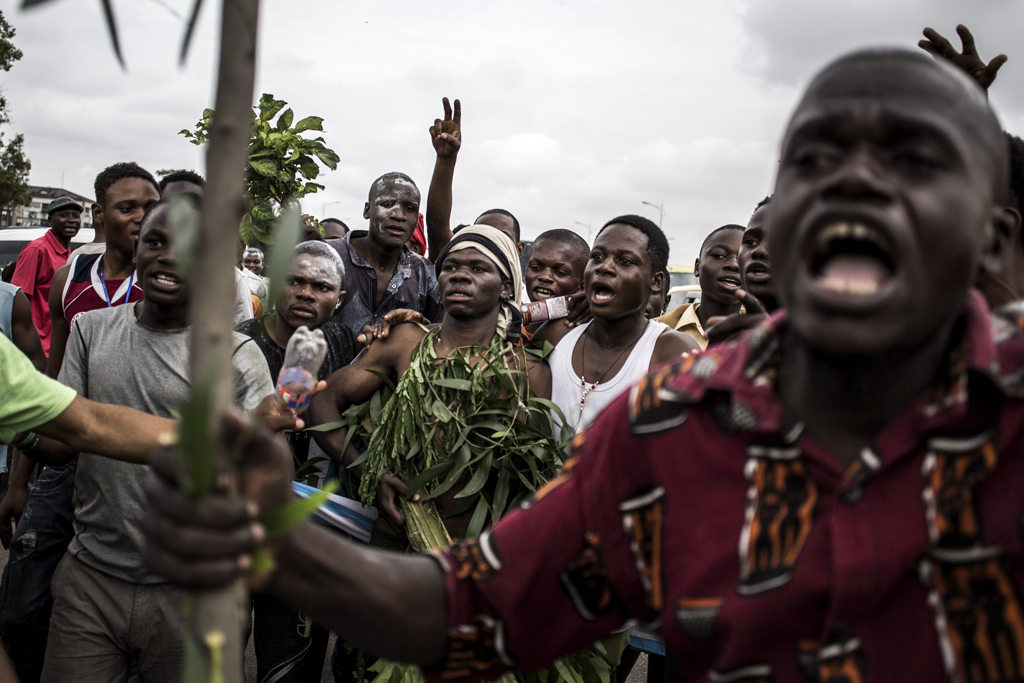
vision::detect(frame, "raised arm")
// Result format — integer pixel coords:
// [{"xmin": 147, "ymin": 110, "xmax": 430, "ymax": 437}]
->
[
  {"xmin": 45, "ymin": 265, "xmax": 71, "ymax": 378},
  {"xmin": 425, "ymin": 97, "xmax": 462, "ymax": 263},
  {"xmin": 919, "ymin": 24, "xmax": 1007, "ymax": 93}
]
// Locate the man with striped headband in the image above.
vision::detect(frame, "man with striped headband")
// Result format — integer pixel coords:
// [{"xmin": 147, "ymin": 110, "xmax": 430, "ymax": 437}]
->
[
  {"xmin": 309, "ymin": 225, "xmax": 552, "ymax": 544},
  {"xmin": 308, "ymin": 225, "xmax": 574, "ymax": 681}
]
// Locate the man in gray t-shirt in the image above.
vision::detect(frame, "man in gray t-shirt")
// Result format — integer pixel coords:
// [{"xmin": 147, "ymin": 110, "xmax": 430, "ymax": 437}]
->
[{"xmin": 41, "ymin": 195, "xmax": 273, "ymax": 682}]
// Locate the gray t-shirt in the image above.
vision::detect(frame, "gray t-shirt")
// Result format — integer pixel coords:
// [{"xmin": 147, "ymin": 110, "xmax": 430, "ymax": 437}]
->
[{"xmin": 59, "ymin": 303, "xmax": 273, "ymax": 584}]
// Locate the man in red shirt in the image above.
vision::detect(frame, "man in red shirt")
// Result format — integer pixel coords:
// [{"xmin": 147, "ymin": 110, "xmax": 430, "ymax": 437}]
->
[
  {"xmin": 11, "ymin": 197, "xmax": 83, "ymax": 356},
  {"xmin": 145, "ymin": 49, "xmax": 1022, "ymax": 682}
]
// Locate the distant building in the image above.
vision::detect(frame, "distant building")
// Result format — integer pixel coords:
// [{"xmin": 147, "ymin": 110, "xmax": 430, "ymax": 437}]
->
[{"xmin": 1, "ymin": 186, "xmax": 94, "ymax": 229}]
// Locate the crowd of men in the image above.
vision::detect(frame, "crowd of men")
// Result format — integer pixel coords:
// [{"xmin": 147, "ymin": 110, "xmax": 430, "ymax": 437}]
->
[{"xmin": 3, "ymin": 23, "xmax": 1024, "ymax": 683}]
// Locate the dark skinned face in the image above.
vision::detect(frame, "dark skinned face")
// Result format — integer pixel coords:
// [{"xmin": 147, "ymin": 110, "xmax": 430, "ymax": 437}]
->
[
  {"xmin": 363, "ymin": 179, "xmax": 420, "ymax": 250},
  {"xmin": 771, "ymin": 58, "xmax": 1008, "ymax": 356},
  {"xmin": 525, "ymin": 238, "xmax": 584, "ymax": 301},
  {"xmin": 694, "ymin": 230, "xmax": 742, "ymax": 306},
  {"xmin": 97, "ymin": 177, "xmax": 161, "ymax": 260},
  {"xmin": 277, "ymin": 254, "xmax": 343, "ymax": 331},
  {"xmin": 476, "ymin": 213, "xmax": 524, "ymax": 256},
  {"xmin": 135, "ymin": 204, "xmax": 187, "ymax": 310},
  {"xmin": 323, "ymin": 221, "xmax": 348, "ymax": 240},
  {"xmin": 48, "ymin": 209, "xmax": 82, "ymax": 246},
  {"xmin": 437, "ymin": 247, "xmax": 511, "ymax": 320},
  {"xmin": 243, "ymin": 253, "xmax": 264, "ymax": 274},
  {"xmin": 645, "ymin": 279, "xmax": 669, "ymax": 319},
  {"xmin": 739, "ymin": 205, "xmax": 774, "ymax": 303},
  {"xmin": 586, "ymin": 223, "xmax": 660, "ymax": 321}
]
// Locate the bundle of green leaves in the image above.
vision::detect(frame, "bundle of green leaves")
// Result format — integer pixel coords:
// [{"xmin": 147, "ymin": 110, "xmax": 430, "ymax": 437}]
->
[
  {"xmin": 352, "ymin": 327, "xmax": 571, "ymax": 539},
  {"xmin": 180, "ymin": 94, "xmax": 340, "ymax": 243}
]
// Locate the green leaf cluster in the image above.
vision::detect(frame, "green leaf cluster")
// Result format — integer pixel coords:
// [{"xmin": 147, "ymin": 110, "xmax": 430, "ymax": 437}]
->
[
  {"xmin": 180, "ymin": 94, "xmax": 340, "ymax": 244},
  {"xmin": 355, "ymin": 328, "xmax": 572, "ymax": 539},
  {"xmin": 0, "ymin": 11, "xmax": 29, "ymax": 214}
]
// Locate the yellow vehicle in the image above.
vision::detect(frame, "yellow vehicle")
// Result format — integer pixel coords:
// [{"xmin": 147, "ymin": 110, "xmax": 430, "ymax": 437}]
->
[{"xmin": 665, "ymin": 264, "xmax": 700, "ymax": 311}]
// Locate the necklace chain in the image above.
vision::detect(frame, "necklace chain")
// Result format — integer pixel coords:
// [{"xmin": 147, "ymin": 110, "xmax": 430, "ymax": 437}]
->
[{"xmin": 579, "ymin": 321, "xmax": 650, "ymax": 409}]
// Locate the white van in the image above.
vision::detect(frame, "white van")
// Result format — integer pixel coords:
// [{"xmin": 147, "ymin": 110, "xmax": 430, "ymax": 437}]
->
[{"xmin": 0, "ymin": 226, "xmax": 97, "ymax": 277}]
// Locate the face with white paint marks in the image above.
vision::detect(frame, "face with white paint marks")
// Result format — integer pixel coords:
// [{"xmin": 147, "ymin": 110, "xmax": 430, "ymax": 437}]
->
[{"xmin": 277, "ymin": 254, "xmax": 345, "ymax": 331}]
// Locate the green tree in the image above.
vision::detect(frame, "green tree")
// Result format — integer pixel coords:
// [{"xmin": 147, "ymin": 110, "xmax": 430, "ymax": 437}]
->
[
  {"xmin": 181, "ymin": 94, "xmax": 340, "ymax": 242},
  {"xmin": 0, "ymin": 10, "xmax": 31, "ymax": 223}
]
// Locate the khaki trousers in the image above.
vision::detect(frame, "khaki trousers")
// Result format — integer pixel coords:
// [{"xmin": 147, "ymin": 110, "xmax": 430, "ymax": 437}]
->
[{"xmin": 40, "ymin": 553, "xmax": 184, "ymax": 683}]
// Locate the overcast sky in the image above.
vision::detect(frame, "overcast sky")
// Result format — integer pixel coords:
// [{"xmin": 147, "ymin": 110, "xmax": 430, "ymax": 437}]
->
[{"xmin": 2, "ymin": 0, "xmax": 1022, "ymax": 261}]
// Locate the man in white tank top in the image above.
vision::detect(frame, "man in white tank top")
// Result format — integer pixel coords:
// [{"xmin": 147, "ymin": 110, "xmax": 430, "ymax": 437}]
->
[{"xmin": 535, "ymin": 215, "xmax": 698, "ymax": 434}]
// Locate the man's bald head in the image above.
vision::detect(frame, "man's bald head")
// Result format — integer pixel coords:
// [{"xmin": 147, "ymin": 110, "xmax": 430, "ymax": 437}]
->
[{"xmin": 788, "ymin": 48, "xmax": 1007, "ymax": 193}]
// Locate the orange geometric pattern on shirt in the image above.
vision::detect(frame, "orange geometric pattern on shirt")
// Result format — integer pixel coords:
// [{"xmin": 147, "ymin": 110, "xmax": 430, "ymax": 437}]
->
[
  {"xmin": 623, "ymin": 497, "xmax": 665, "ymax": 615},
  {"xmin": 927, "ymin": 441, "xmax": 997, "ymax": 545},
  {"xmin": 631, "ymin": 363, "xmax": 677, "ymax": 416},
  {"xmin": 440, "ymin": 619, "xmax": 504, "ymax": 681},
  {"xmin": 931, "ymin": 557, "xmax": 1024, "ymax": 683},
  {"xmin": 744, "ymin": 459, "xmax": 817, "ymax": 582},
  {"xmin": 450, "ymin": 539, "xmax": 499, "ymax": 583}
]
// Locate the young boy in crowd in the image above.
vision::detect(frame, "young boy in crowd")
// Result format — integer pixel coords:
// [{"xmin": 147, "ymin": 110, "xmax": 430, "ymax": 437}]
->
[
  {"xmin": 738, "ymin": 196, "xmax": 776, "ymax": 312},
  {"xmin": 41, "ymin": 194, "xmax": 272, "ymax": 680},
  {"xmin": 656, "ymin": 224, "xmax": 744, "ymax": 349},
  {"xmin": 532, "ymin": 216, "xmax": 697, "ymax": 434},
  {"xmin": 0, "ymin": 162, "xmax": 159, "ymax": 682},
  {"xmin": 644, "ymin": 269, "xmax": 672, "ymax": 319},
  {"xmin": 327, "ymin": 172, "xmax": 443, "ymax": 335},
  {"xmin": 236, "ymin": 240, "xmax": 358, "ymax": 683},
  {"xmin": 705, "ymin": 197, "xmax": 778, "ymax": 345},
  {"xmin": 146, "ymin": 48, "xmax": 1024, "ymax": 682},
  {"xmin": 522, "ymin": 228, "xmax": 589, "ymax": 337}
]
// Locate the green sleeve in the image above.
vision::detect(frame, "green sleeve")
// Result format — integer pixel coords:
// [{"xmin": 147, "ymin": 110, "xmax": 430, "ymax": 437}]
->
[{"xmin": 0, "ymin": 334, "xmax": 77, "ymax": 443}]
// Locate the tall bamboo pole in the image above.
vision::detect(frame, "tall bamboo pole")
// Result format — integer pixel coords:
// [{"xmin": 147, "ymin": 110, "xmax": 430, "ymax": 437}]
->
[{"xmin": 186, "ymin": 0, "xmax": 259, "ymax": 680}]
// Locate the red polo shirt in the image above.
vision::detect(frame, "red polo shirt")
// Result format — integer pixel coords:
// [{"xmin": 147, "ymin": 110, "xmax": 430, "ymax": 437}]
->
[
  {"xmin": 427, "ymin": 290, "xmax": 1024, "ymax": 683},
  {"xmin": 11, "ymin": 230, "xmax": 70, "ymax": 356}
]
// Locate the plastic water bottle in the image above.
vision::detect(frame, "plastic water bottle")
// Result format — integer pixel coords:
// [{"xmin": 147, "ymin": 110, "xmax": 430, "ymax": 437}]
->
[{"xmin": 275, "ymin": 326, "xmax": 327, "ymax": 415}]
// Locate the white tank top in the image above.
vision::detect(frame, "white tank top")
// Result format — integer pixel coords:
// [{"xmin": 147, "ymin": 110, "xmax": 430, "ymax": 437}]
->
[{"xmin": 550, "ymin": 320, "xmax": 670, "ymax": 436}]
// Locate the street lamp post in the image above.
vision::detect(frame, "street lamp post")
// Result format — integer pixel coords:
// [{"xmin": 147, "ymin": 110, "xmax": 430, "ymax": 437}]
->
[
  {"xmin": 321, "ymin": 199, "xmax": 344, "ymax": 217},
  {"xmin": 641, "ymin": 201, "xmax": 665, "ymax": 227},
  {"xmin": 574, "ymin": 221, "xmax": 593, "ymax": 242}
]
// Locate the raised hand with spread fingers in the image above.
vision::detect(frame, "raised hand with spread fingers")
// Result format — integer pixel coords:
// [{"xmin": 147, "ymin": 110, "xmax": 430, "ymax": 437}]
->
[{"xmin": 919, "ymin": 24, "xmax": 1007, "ymax": 92}]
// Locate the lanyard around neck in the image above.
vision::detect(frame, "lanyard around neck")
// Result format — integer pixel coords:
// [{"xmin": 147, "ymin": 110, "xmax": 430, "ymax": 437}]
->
[{"xmin": 97, "ymin": 259, "xmax": 134, "ymax": 308}]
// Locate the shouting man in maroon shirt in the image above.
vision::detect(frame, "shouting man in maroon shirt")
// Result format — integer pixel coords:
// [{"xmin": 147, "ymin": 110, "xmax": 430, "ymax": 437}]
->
[{"xmin": 145, "ymin": 48, "xmax": 1023, "ymax": 682}]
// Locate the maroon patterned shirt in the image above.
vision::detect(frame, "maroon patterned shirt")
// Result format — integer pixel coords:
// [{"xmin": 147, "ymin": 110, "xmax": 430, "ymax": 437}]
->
[{"xmin": 427, "ymin": 290, "xmax": 1024, "ymax": 683}]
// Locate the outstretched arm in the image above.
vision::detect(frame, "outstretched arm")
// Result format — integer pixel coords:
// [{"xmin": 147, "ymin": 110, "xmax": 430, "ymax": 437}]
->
[
  {"xmin": 919, "ymin": 24, "xmax": 1007, "ymax": 93},
  {"xmin": 426, "ymin": 97, "xmax": 462, "ymax": 263},
  {"xmin": 307, "ymin": 323, "xmax": 425, "ymax": 461},
  {"xmin": 25, "ymin": 396, "xmax": 175, "ymax": 465}
]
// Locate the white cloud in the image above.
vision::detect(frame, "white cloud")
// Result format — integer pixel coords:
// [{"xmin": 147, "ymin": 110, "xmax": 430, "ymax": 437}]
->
[{"xmin": 3, "ymin": 0, "xmax": 1022, "ymax": 263}]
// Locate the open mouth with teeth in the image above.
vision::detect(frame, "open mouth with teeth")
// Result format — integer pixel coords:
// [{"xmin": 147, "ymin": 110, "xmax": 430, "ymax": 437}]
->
[
  {"xmin": 531, "ymin": 286, "xmax": 556, "ymax": 299},
  {"xmin": 153, "ymin": 273, "xmax": 181, "ymax": 288},
  {"xmin": 810, "ymin": 221, "xmax": 895, "ymax": 296},
  {"xmin": 718, "ymin": 276, "xmax": 742, "ymax": 289},
  {"xmin": 590, "ymin": 282, "xmax": 615, "ymax": 304}
]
